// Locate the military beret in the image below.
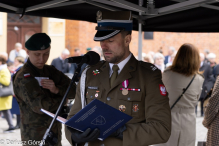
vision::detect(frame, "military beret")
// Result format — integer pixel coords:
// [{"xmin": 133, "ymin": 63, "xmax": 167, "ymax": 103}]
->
[
  {"xmin": 94, "ymin": 11, "xmax": 133, "ymax": 41},
  {"xmin": 25, "ymin": 33, "xmax": 51, "ymax": 51}
]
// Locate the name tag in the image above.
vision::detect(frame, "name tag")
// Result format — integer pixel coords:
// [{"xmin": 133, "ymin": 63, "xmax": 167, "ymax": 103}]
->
[{"xmin": 88, "ymin": 86, "xmax": 98, "ymax": 90}]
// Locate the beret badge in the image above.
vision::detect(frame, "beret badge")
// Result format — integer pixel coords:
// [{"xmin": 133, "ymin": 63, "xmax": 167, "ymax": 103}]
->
[
  {"xmin": 41, "ymin": 45, "xmax": 45, "ymax": 50},
  {"xmin": 96, "ymin": 11, "xmax": 102, "ymax": 21}
]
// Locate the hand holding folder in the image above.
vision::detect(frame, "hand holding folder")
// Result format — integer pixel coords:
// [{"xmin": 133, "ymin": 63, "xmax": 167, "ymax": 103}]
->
[{"xmin": 41, "ymin": 99, "xmax": 132, "ymax": 141}]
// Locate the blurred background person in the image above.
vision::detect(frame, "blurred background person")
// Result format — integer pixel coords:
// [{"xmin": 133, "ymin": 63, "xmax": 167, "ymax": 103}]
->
[
  {"xmin": 197, "ymin": 53, "xmax": 215, "ymax": 117},
  {"xmin": 0, "ymin": 54, "xmax": 15, "ymax": 133},
  {"xmin": 164, "ymin": 46, "xmax": 176, "ymax": 65},
  {"xmin": 10, "ymin": 56, "xmax": 25, "ymax": 129},
  {"xmin": 165, "ymin": 51, "xmax": 177, "ymax": 68},
  {"xmin": 69, "ymin": 48, "xmax": 87, "ymax": 81},
  {"xmin": 9, "ymin": 43, "xmax": 27, "ymax": 63},
  {"xmin": 206, "ymin": 53, "xmax": 216, "ymax": 69},
  {"xmin": 142, "ymin": 53, "xmax": 154, "ymax": 64},
  {"xmin": 204, "ymin": 49, "xmax": 210, "ymax": 63},
  {"xmin": 51, "ymin": 48, "xmax": 70, "ymax": 73},
  {"xmin": 203, "ymin": 76, "xmax": 219, "ymax": 146},
  {"xmin": 13, "ymin": 56, "xmax": 25, "ymax": 70},
  {"xmin": 155, "ymin": 43, "xmax": 204, "ymax": 146},
  {"xmin": 154, "ymin": 52, "xmax": 165, "ymax": 72}
]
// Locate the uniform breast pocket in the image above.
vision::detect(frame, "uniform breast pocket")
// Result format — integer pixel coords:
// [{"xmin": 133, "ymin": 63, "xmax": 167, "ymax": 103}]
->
[
  {"xmin": 117, "ymin": 91, "xmax": 144, "ymax": 118},
  {"xmin": 85, "ymin": 88, "xmax": 103, "ymax": 104}
]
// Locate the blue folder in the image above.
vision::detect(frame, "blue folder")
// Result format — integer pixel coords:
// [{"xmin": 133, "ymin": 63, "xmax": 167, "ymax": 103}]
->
[{"xmin": 41, "ymin": 99, "xmax": 132, "ymax": 141}]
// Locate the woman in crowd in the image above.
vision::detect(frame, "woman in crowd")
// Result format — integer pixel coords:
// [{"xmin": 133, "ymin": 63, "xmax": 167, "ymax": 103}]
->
[
  {"xmin": 203, "ymin": 76, "xmax": 219, "ymax": 146},
  {"xmin": 155, "ymin": 43, "xmax": 204, "ymax": 146},
  {"xmin": 0, "ymin": 54, "xmax": 15, "ymax": 133},
  {"xmin": 10, "ymin": 56, "xmax": 25, "ymax": 129},
  {"xmin": 142, "ymin": 53, "xmax": 154, "ymax": 64},
  {"xmin": 153, "ymin": 52, "xmax": 165, "ymax": 72}
]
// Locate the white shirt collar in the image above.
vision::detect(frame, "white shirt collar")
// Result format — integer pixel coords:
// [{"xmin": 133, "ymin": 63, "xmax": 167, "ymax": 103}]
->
[{"xmin": 109, "ymin": 53, "xmax": 132, "ymax": 77}]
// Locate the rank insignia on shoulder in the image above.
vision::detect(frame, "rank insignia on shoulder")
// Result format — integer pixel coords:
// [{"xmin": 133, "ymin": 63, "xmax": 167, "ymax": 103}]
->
[
  {"xmin": 119, "ymin": 105, "xmax": 126, "ymax": 112},
  {"xmin": 93, "ymin": 69, "xmax": 100, "ymax": 75},
  {"xmin": 133, "ymin": 104, "xmax": 139, "ymax": 112},
  {"xmin": 159, "ymin": 84, "xmax": 167, "ymax": 96},
  {"xmin": 150, "ymin": 65, "xmax": 157, "ymax": 71},
  {"xmin": 24, "ymin": 73, "xmax": 31, "ymax": 78}
]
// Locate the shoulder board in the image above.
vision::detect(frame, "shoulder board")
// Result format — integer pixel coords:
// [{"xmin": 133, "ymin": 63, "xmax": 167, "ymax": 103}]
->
[{"xmin": 139, "ymin": 61, "xmax": 158, "ymax": 71}]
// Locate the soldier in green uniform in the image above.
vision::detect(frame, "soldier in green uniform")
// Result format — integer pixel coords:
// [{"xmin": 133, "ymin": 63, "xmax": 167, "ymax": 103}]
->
[
  {"xmin": 13, "ymin": 33, "xmax": 76, "ymax": 146},
  {"xmin": 65, "ymin": 11, "xmax": 171, "ymax": 146}
]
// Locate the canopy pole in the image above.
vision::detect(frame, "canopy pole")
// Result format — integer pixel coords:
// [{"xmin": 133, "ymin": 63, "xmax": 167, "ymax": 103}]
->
[{"xmin": 138, "ymin": 0, "xmax": 143, "ymax": 60}]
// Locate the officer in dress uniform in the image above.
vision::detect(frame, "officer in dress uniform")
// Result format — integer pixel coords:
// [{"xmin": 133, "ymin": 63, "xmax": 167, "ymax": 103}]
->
[
  {"xmin": 13, "ymin": 33, "xmax": 76, "ymax": 146},
  {"xmin": 65, "ymin": 11, "xmax": 171, "ymax": 146}
]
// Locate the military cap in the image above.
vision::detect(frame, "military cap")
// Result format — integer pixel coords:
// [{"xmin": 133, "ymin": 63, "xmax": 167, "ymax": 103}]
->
[
  {"xmin": 94, "ymin": 11, "xmax": 133, "ymax": 41},
  {"xmin": 25, "ymin": 33, "xmax": 51, "ymax": 51}
]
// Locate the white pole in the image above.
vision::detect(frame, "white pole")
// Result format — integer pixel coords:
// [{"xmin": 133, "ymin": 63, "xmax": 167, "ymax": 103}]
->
[{"xmin": 138, "ymin": 0, "xmax": 143, "ymax": 60}]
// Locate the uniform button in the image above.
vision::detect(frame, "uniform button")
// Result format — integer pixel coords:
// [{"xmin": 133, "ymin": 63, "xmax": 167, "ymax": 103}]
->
[
  {"xmin": 107, "ymin": 97, "xmax": 111, "ymax": 101},
  {"xmin": 127, "ymin": 97, "xmax": 131, "ymax": 100}
]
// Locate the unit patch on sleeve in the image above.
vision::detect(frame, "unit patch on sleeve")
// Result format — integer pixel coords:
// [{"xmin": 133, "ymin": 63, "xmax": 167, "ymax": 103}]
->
[{"xmin": 159, "ymin": 84, "xmax": 167, "ymax": 96}]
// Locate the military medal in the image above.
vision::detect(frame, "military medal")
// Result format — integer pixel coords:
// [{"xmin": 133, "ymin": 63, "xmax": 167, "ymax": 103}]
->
[
  {"xmin": 93, "ymin": 69, "xmax": 100, "ymax": 75},
  {"xmin": 95, "ymin": 91, "xmax": 100, "ymax": 98},
  {"xmin": 122, "ymin": 89, "xmax": 128, "ymax": 95},
  {"xmin": 133, "ymin": 104, "xmax": 139, "ymax": 112},
  {"xmin": 119, "ymin": 105, "xmax": 126, "ymax": 112},
  {"xmin": 122, "ymin": 80, "xmax": 129, "ymax": 95}
]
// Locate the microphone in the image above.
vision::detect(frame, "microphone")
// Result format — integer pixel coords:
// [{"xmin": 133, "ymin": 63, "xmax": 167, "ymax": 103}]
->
[{"xmin": 66, "ymin": 51, "xmax": 100, "ymax": 65}]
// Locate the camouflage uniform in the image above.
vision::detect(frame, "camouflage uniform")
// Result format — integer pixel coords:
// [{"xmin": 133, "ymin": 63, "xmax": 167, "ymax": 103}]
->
[{"xmin": 13, "ymin": 60, "xmax": 76, "ymax": 146}]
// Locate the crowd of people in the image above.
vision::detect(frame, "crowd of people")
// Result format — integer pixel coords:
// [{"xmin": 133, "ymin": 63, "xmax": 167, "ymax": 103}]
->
[{"xmin": 1, "ymin": 11, "xmax": 219, "ymax": 146}]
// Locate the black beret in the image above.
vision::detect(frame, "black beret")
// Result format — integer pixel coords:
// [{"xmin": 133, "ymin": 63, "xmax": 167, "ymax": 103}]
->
[{"xmin": 25, "ymin": 33, "xmax": 51, "ymax": 51}]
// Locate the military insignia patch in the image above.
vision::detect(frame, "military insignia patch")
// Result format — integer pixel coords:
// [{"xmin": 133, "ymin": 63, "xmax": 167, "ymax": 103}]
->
[
  {"xmin": 96, "ymin": 11, "xmax": 102, "ymax": 21},
  {"xmin": 133, "ymin": 104, "xmax": 139, "ymax": 112},
  {"xmin": 24, "ymin": 73, "xmax": 31, "ymax": 78},
  {"xmin": 159, "ymin": 84, "xmax": 167, "ymax": 96},
  {"xmin": 119, "ymin": 105, "xmax": 126, "ymax": 112},
  {"xmin": 93, "ymin": 69, "xmax": 100, "ymax": 75},
  {"xmin": 150, "ymin": 65, "xmax": 157, "ymax": 71},
  {"xmin": 41, "ymin": 45, "xmax": 45, "ymax": 50}
]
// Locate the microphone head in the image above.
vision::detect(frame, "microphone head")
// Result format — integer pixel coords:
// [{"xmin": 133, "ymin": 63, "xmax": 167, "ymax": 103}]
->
[{"xmin": 86, "ymin": 51, "xmax": 100, "ymax": 65}]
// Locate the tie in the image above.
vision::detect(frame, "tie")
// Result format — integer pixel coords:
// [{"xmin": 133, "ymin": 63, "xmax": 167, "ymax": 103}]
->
[{"xmin": 110, "ymin": 65, "xmax": 119, "ymax": 87}]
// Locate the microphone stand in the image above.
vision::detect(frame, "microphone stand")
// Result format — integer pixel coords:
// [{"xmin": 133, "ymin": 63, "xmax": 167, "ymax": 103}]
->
[{"xmin": 40, "ymin": 62, "xmax": 83, "ymax": 146}]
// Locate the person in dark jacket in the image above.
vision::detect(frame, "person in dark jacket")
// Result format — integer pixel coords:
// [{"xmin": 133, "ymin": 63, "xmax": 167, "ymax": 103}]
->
[
  {"xmin": 51, "ymin": 49, "xmax": 70, "ymax": 73},
  {"xmin": 197, "ymin": 53, "xmax": 215, "ymax": 116}
]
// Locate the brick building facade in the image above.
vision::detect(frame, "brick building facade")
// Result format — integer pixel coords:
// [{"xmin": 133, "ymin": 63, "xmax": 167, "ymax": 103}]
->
[{"xmin": 66, "ymin": 20, "xmax": 219, "ymax": 63}]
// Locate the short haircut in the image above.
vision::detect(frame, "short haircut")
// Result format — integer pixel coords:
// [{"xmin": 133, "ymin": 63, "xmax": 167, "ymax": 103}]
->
[
  {"xmin": 170, "ymin": 43, "xmax": 201, "ymax": 76},
  {"xmin": 62, "ymin": 48, "xmax": 70, "ymax": 55},
  {"xmin": 74, "ymin": 48, "xmax": 80, "ymax": 52},
  {"xmin": 15, "ymin": 56, "xmax": 25, "ymax": 64},
  {"xmin": 15, "ymin": 42, "xmax": 22, "ymax": 48},
  {"xmin": 121, "ymin": 30, "xmax": 132, "ymax": 38},
  {"xmin": 0, "ymin": 55, "xmax": 7, "ymax": 64}
]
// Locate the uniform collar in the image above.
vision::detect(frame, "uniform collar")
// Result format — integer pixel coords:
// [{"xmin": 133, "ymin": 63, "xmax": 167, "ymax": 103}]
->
[{"xmin": 109, "ymin": 53, "xmax": 132, "ymax": 76}]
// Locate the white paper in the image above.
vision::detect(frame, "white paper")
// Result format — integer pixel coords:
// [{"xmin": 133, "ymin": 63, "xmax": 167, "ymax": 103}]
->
[{"xmin": 35, "ymin": 77, "xmax": 49, "ymax": 86}]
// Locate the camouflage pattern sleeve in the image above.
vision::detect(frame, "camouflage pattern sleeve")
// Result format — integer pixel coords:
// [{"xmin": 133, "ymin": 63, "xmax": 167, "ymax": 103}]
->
[
  {"xmin": 14, "ymin": 76, "xmax": 63, "ymax": 114},
  {"xmin": 49, "ymin": 66, "xmax": 76, "ymax": 99}
]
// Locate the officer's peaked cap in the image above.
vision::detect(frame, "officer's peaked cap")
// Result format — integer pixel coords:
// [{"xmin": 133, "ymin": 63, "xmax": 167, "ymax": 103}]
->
[{"xmin": 94, "ymin": 11, "xmax": 133, "ymax": 41}]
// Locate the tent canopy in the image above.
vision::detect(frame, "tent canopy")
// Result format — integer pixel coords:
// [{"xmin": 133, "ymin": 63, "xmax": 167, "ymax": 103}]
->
[{"xmin": 1, "ymin": 0, "xmax": 219, "ymax": 32}]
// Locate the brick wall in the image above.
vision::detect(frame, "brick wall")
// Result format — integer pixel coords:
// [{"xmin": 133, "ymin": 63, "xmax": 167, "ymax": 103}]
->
[{"xmin": 66, "ymin": 20, "xmax": 219, "ymax": 63}]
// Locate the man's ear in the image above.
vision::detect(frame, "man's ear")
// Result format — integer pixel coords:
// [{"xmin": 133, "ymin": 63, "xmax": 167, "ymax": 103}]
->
[{"xmin": 124, "ymin": 35, "xmax": 131, "ymax": 47}]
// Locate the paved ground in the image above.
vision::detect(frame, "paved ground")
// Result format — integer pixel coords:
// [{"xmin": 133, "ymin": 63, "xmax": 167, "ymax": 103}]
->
[{"xmin": 0, "ymin": 105, "xmax": 207, "ymax": 146}]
